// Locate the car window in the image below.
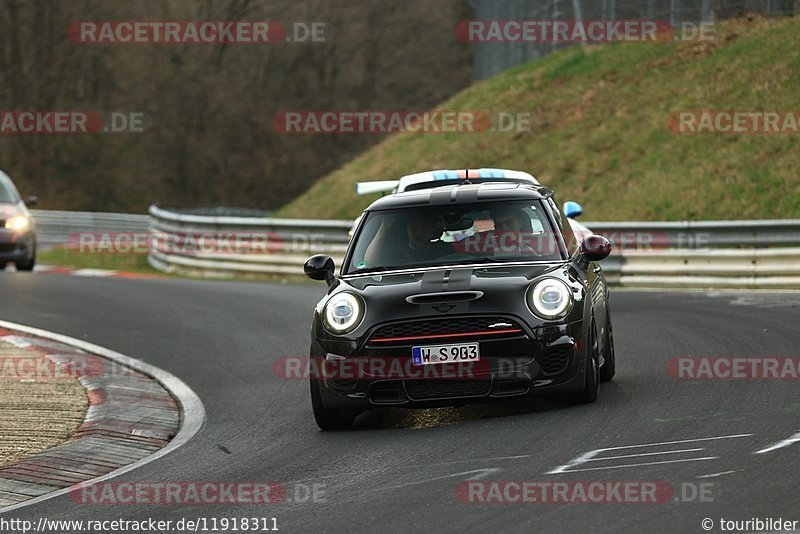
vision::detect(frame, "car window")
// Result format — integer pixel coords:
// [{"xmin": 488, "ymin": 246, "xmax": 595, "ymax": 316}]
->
[
  {"xmin": 0, "ymin": 179, "xmax": 19, "ymax": 203},
  {"xmin": 347, "ymin": 200, "xmax": 564, "ymax": 273}
]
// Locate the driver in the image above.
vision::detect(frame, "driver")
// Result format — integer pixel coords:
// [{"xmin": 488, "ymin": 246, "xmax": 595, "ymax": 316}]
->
[
  {"xmin": 406, "ymin": 213, "xmax": 443, "ymax": 251},
  {"xmin": 396, "ymin": 212, "xmax": 451, "ymax": 263},
  {"xmin": 364, "ymin": 212, "xmax": 449, "ymax": 267}
]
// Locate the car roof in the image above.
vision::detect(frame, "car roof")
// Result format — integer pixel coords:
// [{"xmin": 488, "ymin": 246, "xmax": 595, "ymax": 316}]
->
[{"xmin": 366, "ymin": 182, "xmax": 553, "ymax": 211}]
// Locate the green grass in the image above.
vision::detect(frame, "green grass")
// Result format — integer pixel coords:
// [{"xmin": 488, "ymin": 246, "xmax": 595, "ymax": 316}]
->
[
  {"xmin": 37, "ymin": 249, "xmax": 162, "ymax": 274},
  {"xmin": 278, "ymin": 16, "xmax": 800, "ymax": 221},
  {"xmin": 37, "ymin": 248, "xmax": 312, "ymax": 284}
]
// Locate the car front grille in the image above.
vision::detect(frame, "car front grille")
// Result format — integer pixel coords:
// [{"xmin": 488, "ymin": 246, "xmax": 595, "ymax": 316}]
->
[
  {"xmin": 405, "ymin": 379, "xmax": 491, "ymax": 400},
  {"xmin": 367, "ymin": 317, "xmax": 525, "ymax": 345}
]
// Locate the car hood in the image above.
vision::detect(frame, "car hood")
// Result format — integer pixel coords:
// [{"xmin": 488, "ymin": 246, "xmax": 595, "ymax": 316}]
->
[{"xmin": 327, "ymin": 262, "xmax": 582, "ymax": 328}]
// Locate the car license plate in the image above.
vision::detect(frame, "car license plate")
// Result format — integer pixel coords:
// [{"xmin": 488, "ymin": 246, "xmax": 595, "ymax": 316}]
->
[{"xmin": 412, "ymin": 343, "xmax": 480, "ymax": 366}]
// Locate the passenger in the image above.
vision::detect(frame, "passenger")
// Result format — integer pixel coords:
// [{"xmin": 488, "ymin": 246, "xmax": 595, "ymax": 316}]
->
[
  {"xmin": 491, "ymin": 207, "xmax": 536, "ymax": 256},
  {"xmin": 492, "ymin": 207, "xmax": 529, "ymax": 234}
]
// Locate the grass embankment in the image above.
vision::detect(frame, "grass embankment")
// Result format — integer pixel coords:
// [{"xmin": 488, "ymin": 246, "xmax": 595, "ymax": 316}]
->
[{"xmin": 279, "ymin": 16, "xmax": 800, "ymax": 221}]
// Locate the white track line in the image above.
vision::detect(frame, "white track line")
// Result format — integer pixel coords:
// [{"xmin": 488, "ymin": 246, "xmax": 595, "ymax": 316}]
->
[
  {"xmin": 755, "ymin": 431, "xmax": 800, "ymax": 455},
  {"xmin": 548, "ymin": 434, "xmax": 753, "ymax": 474},
  {"xmin": 382, "ymin": 468, "xmax": 503, "ymax": 490},
  {"xmin": 552, "ymin": 456, "xmax": 720, "ymax": 474},
  {"xmin": 582, "ymin": 448, "xmax": 705, "ymax": 462},
  {"xmin": 0, "ymin": 319, "xmax": 206, "ymax": 514},
  {"xmin": 71, "ymin": 268, "xmax": 118, "ymax": 277},
  {"xmin": 697, "ymin": 471, "xmax": 736, "ymax": 479}
]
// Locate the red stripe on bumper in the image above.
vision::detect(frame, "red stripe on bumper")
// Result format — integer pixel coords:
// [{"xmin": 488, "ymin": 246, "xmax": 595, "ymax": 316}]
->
[{"xmin": 369, "ymin": 328, "xmax": 523, "ymax": 344}]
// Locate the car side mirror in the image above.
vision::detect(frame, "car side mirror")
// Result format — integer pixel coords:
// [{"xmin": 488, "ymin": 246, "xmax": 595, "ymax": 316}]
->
[
  {"xmin": 24, "ymin": 196, "xmax": 38, "ymax": 207},
  {"xmin": 563, "ymin": 201, "xmax": 583, "ymax": 219},
  {"xmin": 578, "ymin": 235, "xmax": 612, "ymax": 264},
  {"xmin": 304, "ymin": 254, "xmax": 335, "ymax": 286}
]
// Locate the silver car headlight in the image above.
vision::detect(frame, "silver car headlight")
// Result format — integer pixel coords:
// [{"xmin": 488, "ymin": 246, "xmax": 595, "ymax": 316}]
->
[
  {"xmin": 4, "ymin": 215, "xmax": 31, "ymax": 232},
  {"xmin": 323, "ymin": 292, "xmax": 364, "ymax": 334},
  {"xmin": 527, "ymin": 278, "xmax": 573, "ymax": 320}
]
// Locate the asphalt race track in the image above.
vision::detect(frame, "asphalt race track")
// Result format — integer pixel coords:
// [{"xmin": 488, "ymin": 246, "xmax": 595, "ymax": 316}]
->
[{"xmin": 1, "ymin": 273, "xmax": 799, "ymax": 533}]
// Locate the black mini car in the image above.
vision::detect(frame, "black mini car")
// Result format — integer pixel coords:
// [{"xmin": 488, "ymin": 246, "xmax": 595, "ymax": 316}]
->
[{"xmin": 304, "ymin": 182, "xmax": 614, "ymax": 430}]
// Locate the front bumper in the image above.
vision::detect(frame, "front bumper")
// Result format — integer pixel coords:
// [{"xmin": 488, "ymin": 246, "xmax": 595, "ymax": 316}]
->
[
  {"xmin": 312, "ymin": 315, "xmax": 588, "ymax": 411},
  {"xmin": 0, "ymin": 231, "xmax": 34, "ymax": 263}
]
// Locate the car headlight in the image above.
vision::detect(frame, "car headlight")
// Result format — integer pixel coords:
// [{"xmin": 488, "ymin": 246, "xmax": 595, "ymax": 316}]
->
[
  {"xmin": 4, "ymin": 215, "xmax": 31, "ymax": 232},
  {"xmin": 323, "ymin": 292, "xmax": 364, "ymax": 334},
  {"xmin": 527, "ymin": 278, "xmax": 573, "ymax": 320}
]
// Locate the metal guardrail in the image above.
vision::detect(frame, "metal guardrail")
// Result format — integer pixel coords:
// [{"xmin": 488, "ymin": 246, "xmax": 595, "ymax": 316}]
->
[
  {"xmin": 147, "ymin": 205, "xmax": 350, "ymax": 276},
  {"xmin": 145, "ymin": 205, "xmax": 800, "ymax": 288},
  {"xmin": 31, "ymin": 210, "xmax": 149, "ymax": 249},
  {"xmin": 585, "ymin": 220, "xmax": 800, "ymax": 248},
  {"xmin": 600, "ymin": 248, "xmax": 800, "ymax": 288},
  {"xmin": 27, "ymin": 208, "xmax": 800, "ymax": 287}
]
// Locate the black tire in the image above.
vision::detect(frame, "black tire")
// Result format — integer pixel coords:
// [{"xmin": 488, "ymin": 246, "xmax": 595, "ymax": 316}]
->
[
  {"xmin": 0, "ymin": 262, "xmax": 6, "ymax": 270},
  {"xmin": 16, "ymin": 258, "xmax": 35, "ymax": 271},
  {"xmin": 599, "ymin": 308, "xmax": 616, "ymax": 383},
  {"xmin": 15, "ymin": 245, "xmax": 35, "ymax": 272},
  {"xmin": 310, "ymin": 376, "xmax": 356, "ymax": 431},
  {"xmin": 573, "ymin": 317, "xmax": 600, "ymax": 404}
]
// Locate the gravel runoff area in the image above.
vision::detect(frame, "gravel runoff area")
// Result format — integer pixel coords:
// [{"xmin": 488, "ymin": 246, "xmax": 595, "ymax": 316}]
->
[
  {"xmin": 0, "ymin": 338, "xmax": 88, "ymax": 466},
  {"xmin": 0, "ymin": 325, "xmax": 181, "ymax": 510}
]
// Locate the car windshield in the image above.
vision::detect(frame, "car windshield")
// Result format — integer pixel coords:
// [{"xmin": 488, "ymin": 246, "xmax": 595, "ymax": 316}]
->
[
  {"xmin": 346, "ymin": 200, "xmax": 564, "ymax": 274},
  {"xmin": 0, "ymin": 179, "xmax": 19, "ymax": 203}
]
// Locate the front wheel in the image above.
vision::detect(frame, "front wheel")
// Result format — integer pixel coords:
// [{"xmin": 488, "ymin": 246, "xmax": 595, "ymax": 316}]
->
[
  {"xmin": 573, "ymin": 318, "xmax": 599, "ymax": 404},
  {"xmin": 16, "ymin": 244, "xmax": 36, "ymax": 271},
  {"xmin": 599, "ymin": 308, "xmax": 616, "ymax": 383},
  {"xmin": 310, "ymin": 377, "xmax": 356, "ymax": 430}
]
